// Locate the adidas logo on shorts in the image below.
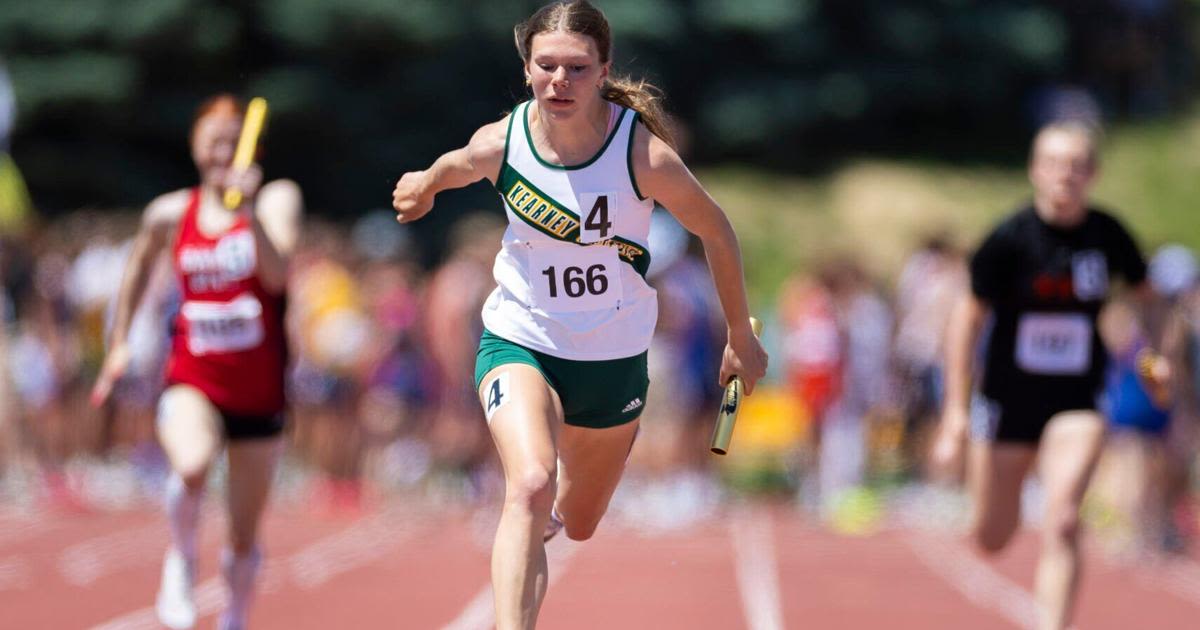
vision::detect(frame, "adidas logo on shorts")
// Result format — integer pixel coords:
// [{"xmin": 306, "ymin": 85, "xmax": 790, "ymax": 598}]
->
[{"xmin": 622, "ymin": 397, "xmax": 643, "ymax": 414}]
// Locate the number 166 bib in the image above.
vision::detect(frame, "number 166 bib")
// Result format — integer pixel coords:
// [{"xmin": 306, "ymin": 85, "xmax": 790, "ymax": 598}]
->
[{"xmin": 528, "ymin": 241, "xmax": 622, "ymax": 313}]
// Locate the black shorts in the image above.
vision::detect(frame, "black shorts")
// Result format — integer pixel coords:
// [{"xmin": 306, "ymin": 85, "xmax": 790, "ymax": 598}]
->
[
  {"xmin": 971, "ymin": 390, "xmax": 1099, "ymax": 444},
  {"xmin": 220, "ymin": 410, "xmax": 286, "ymax": 441}
]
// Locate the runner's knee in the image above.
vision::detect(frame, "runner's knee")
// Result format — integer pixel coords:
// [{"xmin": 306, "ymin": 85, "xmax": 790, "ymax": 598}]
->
[
  {"xmin": 563, "ymin": 513, "xmax": 602, "ymax": 541},
  {"xmin": 170, "ymin": 438, "xmax": 218, "ymax": 488},
  {"xmin": 507, "ymin": 466, "xmax": 556, "ymax": 513},
  {"xmin": 1043, "ymin": 507, "xmax": 1081, "ymax": 547},
  {"xmin": 177, "ymin": 463, "xmax": 210, "ymax": 492},
  {"xmin": 973, "ymin": 519, "xmax": 1017, "ymax": 555}
]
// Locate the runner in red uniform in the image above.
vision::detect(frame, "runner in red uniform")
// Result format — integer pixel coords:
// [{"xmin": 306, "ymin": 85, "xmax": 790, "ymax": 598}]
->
[
  {"xmin": 168, "ymin": 184, "xmax": 288, "ymax": 420},
  {"xmin": 92, "ymin": 94, "xmax": 302, "ymax": 630}
]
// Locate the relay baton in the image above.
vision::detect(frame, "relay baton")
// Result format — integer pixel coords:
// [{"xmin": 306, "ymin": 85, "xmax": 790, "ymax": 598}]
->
[
  {"xmin": 710, "ymin": 317, "xmax": 763, "ymax": 455},
  {"xmin": 222, "ymin": 97, "xmax": 269, "ymax": 210}
]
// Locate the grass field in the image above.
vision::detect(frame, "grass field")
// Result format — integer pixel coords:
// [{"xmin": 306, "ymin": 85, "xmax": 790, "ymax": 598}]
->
[{"xmin": 702, "ymin": 109, "xmax": 1200, "ymax": 306}]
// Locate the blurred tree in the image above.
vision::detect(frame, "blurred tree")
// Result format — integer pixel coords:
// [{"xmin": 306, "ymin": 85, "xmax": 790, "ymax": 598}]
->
[{"xmin": 0, "ymin": 0, "xmax": 1193, "ymax": 262}]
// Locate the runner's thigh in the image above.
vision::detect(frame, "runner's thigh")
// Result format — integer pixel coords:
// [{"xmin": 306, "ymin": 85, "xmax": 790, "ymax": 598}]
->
[
  {"xmin": 479, "ymin": 364, "xmax": 563, "ymax": 479},
  {"xmin": 157, "ymin": 384, "xmax": 223, "ymax": 478}
]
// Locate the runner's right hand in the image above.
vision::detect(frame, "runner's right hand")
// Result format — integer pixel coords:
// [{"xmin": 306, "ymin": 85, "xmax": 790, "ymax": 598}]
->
[
  {"xmin": 90, "ymin": 342, "xmax": 131, "ymax": 408},
  {"xmin": 929, "ymin": 405, "xmax": 969, "ymax": 482},
  {"xmin": 393, "ymin": 171, "xmax": 433, "ymax": 223}
]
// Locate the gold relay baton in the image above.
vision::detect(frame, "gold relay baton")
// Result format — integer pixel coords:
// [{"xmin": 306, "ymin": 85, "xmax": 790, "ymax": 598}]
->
[
  {"xmin": 222, "ymin": 97, "xmax": 269, "ymax": 210},
  {"xmin": 710, "ymin": 317, "xmax": 764, "ymax": 455}
]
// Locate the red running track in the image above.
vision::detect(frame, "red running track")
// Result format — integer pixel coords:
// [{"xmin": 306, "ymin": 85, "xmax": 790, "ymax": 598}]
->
[{"xmin": 2, "ymin": 499, "xmax": 1198, "ymax": 629}]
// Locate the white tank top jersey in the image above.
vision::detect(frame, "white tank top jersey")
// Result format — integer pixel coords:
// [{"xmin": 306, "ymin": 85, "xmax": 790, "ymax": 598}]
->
[{"xmin": 482, "ymin": 100, "xmax": 658, "ymax": 360}]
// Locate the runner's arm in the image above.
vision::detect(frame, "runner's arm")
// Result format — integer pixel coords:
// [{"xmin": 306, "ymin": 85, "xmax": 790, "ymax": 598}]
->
[
  {"xmin": 109, "ymin": 192, "xmax": 186, "ymax": 347},
  {"xmin": 942, "ymin": 293, "xmax": 990, "ymax": 421},
  {"xmin": 91, "ymin": 190, "xmax": 186, "ymax": 406},
  {"xmin": 393, "ymin": 118, "xmax": 508, "ymax": 223},
  {"xmin": 630, "ymin": 124, "xmax": 767, "ymax": 393},
  {"xmin": 250, "ymin": 178, "xmax": 303, "ymax": 295}
]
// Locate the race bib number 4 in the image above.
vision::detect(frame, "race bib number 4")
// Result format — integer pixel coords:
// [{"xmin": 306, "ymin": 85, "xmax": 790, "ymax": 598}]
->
[
  {"xmin": 181, "ymin": 293, "xmax": 265, "ymax": 356},
  {"xmin": 577, "ymin": 192, "xmax": 617, "ymax": 244},
  {"xmin": 1015, "ymin": 313, "xmax": 1092, "ymax": 375},
  {"xmin": 528, "ymin": 241, "xmax": 622, "ymax": 313}
]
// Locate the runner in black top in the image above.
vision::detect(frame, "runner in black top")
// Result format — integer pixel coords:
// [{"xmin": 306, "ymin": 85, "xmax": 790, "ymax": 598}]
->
[
  {"xmin": 931, "ymin": 121, "xmax": 1169, "ymax": 630},
  {"xmin": 973, "ymin": 204, "xmax": 1147, "ymax": 442}
]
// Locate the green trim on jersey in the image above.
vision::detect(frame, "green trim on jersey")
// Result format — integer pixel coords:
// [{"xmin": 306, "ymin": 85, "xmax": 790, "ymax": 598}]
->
[
  {"xmin": 496, "ymin": 164, "xmax": 652, "ymax": 277},
  {"xmin": 502, "ymin": 108, "xmax": 517, "ymax": 164},
  {"xmin": 626, "ymin": 111, "xmax": 647, "ymax": 201},
  {"xmin": 523, "ymin": 102, "xmax": 629, "ymax": 171},
  {"xmin": 497, "ymin": 163, "xmax": 580, "ymax": 239}
]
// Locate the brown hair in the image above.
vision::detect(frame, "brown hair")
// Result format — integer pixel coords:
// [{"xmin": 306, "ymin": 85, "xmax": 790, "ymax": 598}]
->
[
  {"xmin": 190, "ymin": 93, "xmax": 244, "ymax": 145},
  {"xmin": 514, "ymin": 0, "xmax": 674, "ymax": 148}
]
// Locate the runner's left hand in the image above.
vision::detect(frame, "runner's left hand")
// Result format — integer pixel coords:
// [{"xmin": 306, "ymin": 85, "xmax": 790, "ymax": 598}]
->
[{"xmin": 719, "ymin": 325, "xmax": 768, "ymax": 396}]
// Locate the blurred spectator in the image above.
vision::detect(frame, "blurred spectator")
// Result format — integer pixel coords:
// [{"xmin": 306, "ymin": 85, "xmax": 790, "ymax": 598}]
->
[
  {"xmin": 628, "ymin": 209, "xmax": 725, "ymax": 520},
  {"xmin": 777, "ymin": 266, "xmax": 842, "ymax": 505},
  {"xmin": 422, "ymin": 212, "xmax": 505, "ymax": 497},
  {"xmin": 0, "ymin": 59, "xmax": 33, "ymax": 235},
  {"xmin": 893, "ymin": 235, "xmax": 967, "ymax": 478},
  {"xmin": 350, "ymin": 212, "xmax": 433, "ymax": 494},
  {"xmin": 1096, "ymin": 298, "xmax": 1172, "ymax": 555},
  {"xmin": 819, "ymin": 260, "xmax": 894, "ymax": 515},
  {"xmin": 288, "ymin": 221, "xmax": 373, "ymax": 513},
  {"xmin": 1093, "ymin": 244, "xmax": 1199, "ymax": 557},
  {"xmin": 0, "ymin": 59, "xmax": 12, "ymax": 152}
]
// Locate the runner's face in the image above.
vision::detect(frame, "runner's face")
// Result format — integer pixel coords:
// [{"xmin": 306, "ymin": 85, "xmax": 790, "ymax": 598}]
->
[
  {"xmin": 191, "ymin": 114, "xmax": 242, "ymax": 188},
  {"xmin": 526, "ymin": 31, "xmax": 609, "ymax": 121},
  {"xmin": 1029, "ymin": 130, "xmax": 1096, "ymax": 224}
]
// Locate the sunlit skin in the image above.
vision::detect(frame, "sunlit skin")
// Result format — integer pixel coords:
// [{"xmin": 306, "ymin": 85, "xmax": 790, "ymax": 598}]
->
[
  {"xmin": 191, "ymin": 114, "xmax": 260, "ymax": 200},
  {"xmin": 1028, "ymin": 128, "xmax": 1097, "ymax": 228},
  {"xmin": 392, "ymin": 23, "xmax": 768, "ymax": 630},
  {"xmin": 89, "ymin": 95, "xmax": 304, "ymax": 630},
  {"xmin": 524, "ymin": 31, "xmax": 611, "ymax": 163}
]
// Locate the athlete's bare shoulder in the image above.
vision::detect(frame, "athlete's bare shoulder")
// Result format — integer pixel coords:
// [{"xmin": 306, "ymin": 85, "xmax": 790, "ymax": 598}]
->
[
  {"xmin": 142, "ymin": 188, "xmax": 192, "ymax": 232},
  {"xmin": 253, "ymin": 178, "xmax": 303, "ymax": 258},
  {"xmin": 258, "ymin": 178, "xmax": 303, "ymax": 213},
  {"xmin": 629, "ymin": 120, "xmax": 693, "ymax": 200},
  {"xmin": 256, "ymin": 178, "xmax": 304, "ymax": 236},
  {"xmin": 466, "ymin": 115, "xmax": 512, "ymax": 184}
]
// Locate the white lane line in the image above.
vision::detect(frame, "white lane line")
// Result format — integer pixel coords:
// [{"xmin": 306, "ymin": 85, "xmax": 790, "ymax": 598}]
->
[
  {"xmin": 287, "ymin": 505, "xmax": 422, "ymax": 589},
  {"xmin": 903, "ymin": 532, "xmax": 1037, "ymax": 629},
  {"xmin": 1135, "ymin": 555, "xmax": 1200, "ymax": 608},
  {"xmin": 58, "ymin": 524, "xmax": 166, "ymax": 586},
  {"xmin": 89, "ymin": 506, "xmax": 426, "ymax": 630},
  {"xmin": 441, "ymin": 537, "xmax": 579, "ymax": 630},
  {"xmin": 57, "ymin": 506, "xmax": 224, "ymax": 586},
  {"xmin": 0, "ymin": 511, "xmax": 57, "ymax": 548},
  {"xmin": 729, "ymin": 506, "xmax": 784, "ymax": 630},
  {"xmin": 0, "ymin": 556, "xmax": 31, "ymax": 591},
  {"xmin": 90, "ymin": 578, "xmax": 225, "ymax": 630}
]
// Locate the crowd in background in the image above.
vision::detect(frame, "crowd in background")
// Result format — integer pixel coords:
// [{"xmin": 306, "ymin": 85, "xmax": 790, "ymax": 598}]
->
[{"xmin": 1, "ymin": 206, "xmax": 1198, "ymax": 557}]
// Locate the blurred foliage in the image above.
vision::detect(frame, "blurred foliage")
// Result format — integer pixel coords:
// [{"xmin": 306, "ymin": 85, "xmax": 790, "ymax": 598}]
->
[
  {"xmin": 0, "ymin": 0, "xmax": 1196, "ymax": 264},
  {"xmin": 708, "ymin": 106, "xmax": 1200, "ymax": 307}
]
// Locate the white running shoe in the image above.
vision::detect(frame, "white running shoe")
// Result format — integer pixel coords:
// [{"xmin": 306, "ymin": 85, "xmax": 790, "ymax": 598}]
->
[
  {"xmin": 217, "ymin": 547, "xmax": 261, "ymax": 630},
  {"xmin": 155, "ymin": 548, "xmax": 197, "ymax": 629}
]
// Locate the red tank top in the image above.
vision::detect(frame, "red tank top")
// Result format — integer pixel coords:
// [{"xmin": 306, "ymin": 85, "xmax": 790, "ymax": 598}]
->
[{"xmin": 165, "ymin": 188, "xmax": 287, "ymax": 416}]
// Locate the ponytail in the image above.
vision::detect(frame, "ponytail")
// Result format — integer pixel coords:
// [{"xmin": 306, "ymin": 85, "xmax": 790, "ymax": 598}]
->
[{"xmin": 602, "ymin": 75, "xmax": 675, "ymax": 150}]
